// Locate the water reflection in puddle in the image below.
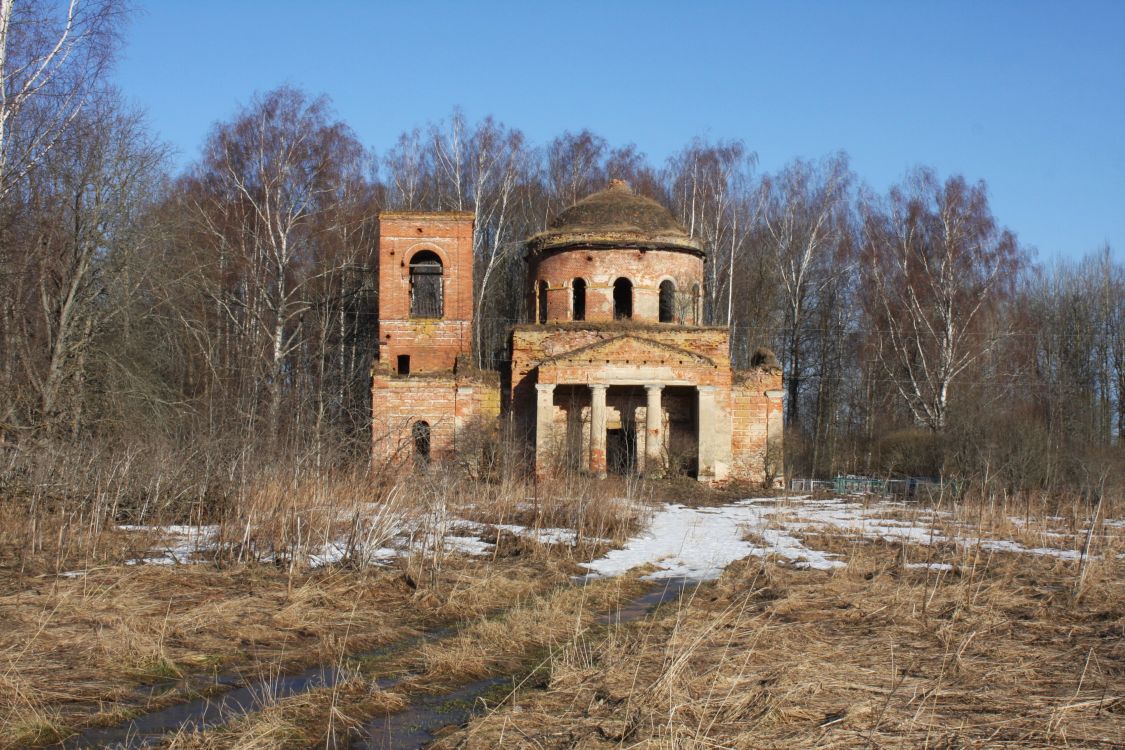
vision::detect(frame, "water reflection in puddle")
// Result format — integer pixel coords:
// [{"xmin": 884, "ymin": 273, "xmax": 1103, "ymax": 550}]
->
[{"xmin": 353, "ymin": 577, "xmax": 697, "ymax": 750}]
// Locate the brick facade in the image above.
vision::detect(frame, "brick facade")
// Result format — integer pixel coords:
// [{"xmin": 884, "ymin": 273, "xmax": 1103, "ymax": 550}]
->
[
  {"xmin": 370, "ymin": 369, "xmax": 500, "ymax": 472},
  {"xmin": 531, "ymin": 248, "xmax": 703, "ymax": 324},
  {"xmin": 731, "ymin": 370, "xmax": 785, "ymax": 483},
  {"xmin": 371, "ymin": 183, "xmax": 783, "ymax": 485},
  {"xmin": 376, "ymin": 212, "xmax": 474, "ymax": 373},
  {"xmin": 509, "ymin": 324, "xmax": 731, "ymax": 431}
]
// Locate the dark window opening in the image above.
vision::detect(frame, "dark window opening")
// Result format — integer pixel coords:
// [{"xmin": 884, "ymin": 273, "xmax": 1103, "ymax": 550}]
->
[
  {"xmin": 613, "ymin": 277, "xmax": 633, "ymax": 320},
  {"xmin": 409, "ymin": 251, "xmax": 443, "ymax": 318},
  {"xmin": 659, "ymin": 280, "xmax": 676, "ymax": 323},
  {"xmin": 537, "ymin": 280, "xmax": 549, "ymax": 324},
  {"xmin": 607, "ymin": 426, "xmax": 637, "ymax": 475},
  {"xmin": 691, "ymin": 283, "xmax": 701, "ymax": 324},
  {"xmin": 571, "ymin": 278, "xmax": 586, "ymax": 321},
  {"xmin": 396, "ymin": 355, "xmax": 410, "ymax": 376},
  {"xmin": 412, "ymin": 421, "xmax": 431, "ymax": 466}
]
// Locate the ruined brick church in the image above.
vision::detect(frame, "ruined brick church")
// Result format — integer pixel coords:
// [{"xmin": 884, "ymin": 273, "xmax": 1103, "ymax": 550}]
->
[{"xmin": 371, "ymin": 180, "xmax": 784, "ymax": 484}]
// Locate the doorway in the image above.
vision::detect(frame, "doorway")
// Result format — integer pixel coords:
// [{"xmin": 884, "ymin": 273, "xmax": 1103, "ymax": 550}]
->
[
  {"xmin": 606, "ymin": 426, "xmax": 637, "ymax": 475},
  {"xmin": 665, "ymin": 386, "xmax": 699, "ymax": 477}
]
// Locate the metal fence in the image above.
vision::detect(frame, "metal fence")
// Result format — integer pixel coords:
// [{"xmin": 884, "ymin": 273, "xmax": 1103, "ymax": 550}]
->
[
  {"xmin": 790, "ymin": 475, "xmax": 959, "ymax": 499},
  {"xmin": 788, "ymin": 478, "xmax": 834, "ymax": 493}
]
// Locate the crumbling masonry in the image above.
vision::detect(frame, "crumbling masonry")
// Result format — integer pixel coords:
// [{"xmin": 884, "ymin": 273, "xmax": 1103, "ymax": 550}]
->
[{"xmin": 371, "ymin": 181, "xmax": 783, "ymax": 484}]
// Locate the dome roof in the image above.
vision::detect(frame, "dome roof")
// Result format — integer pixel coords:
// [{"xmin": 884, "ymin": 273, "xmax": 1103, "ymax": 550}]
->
[{"xmin": 527, "ymin": 180, "xmax": 704, "ymax": 256}]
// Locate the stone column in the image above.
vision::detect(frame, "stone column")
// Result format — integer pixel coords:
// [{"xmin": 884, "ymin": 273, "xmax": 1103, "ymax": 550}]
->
[
  {"xmin": 644, "ymin": 385, "xmax": 665, "ymax": 476},
  {"xmin": 696, "ymin": 385, "xmax": 717, "ymax": 482},
  {"xmin": 589, "ymin": 384, "xmax": 608, "ymax": 479},
  {"xmin": 534, "ymin": 383, "xmax": 556, "ymax": 478},
  {"xmin": 765, "ymin": 389, "xmax": 785, "ymax": 487},
  {"xmin": 454, "ymin": 385, "xmax": 473, "ymax": 455}
]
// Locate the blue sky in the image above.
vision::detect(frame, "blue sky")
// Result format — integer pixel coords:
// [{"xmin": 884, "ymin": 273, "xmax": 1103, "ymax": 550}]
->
[{"xmin": 111, "ymin": 1, "xmax": 1124, "ymax": 262}]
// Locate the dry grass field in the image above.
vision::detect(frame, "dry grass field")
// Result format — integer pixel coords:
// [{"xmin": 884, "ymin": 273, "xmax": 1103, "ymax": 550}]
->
[
  {"xmin": 434, "ymin": 518, "xmax": 1124, "ymax": 749},
  {"xmin": 0, "ymin": 473, "xmax": 1121, "ymax": 749},
  {"xmin": 0, "ymin": 470, "xmax": 648, "ymax": 748}
]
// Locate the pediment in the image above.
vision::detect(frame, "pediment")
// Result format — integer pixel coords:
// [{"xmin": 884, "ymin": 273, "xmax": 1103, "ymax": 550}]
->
[{"xmin": 540, "ymin": 334, "xmax": 715, "ymax": 368}]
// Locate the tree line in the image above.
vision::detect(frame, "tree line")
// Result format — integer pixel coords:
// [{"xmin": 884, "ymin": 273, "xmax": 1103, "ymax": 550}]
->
[{"xmin": 0, "ymin": 1, "xmax": 1120, "ymax": 503}]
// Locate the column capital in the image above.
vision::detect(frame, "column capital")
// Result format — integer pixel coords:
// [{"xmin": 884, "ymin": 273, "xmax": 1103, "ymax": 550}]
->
[
  {"xmin": 535, "ymin": 383, "xmax": 556, "ymax": 393},
  {"xmin": 645, "ymin": 384, "xmax": 665, "ymax": 393},
  {"xmin": 589, "ymin": 383, "xmax": 608, "ymax": 392},
  {"xmin": 765, "ymin": 389, "xmax": 785, "ymax": 398}
]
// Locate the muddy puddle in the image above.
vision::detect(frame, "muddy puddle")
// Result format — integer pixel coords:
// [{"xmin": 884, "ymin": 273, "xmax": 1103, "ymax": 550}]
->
[
  {"xmin": 352, "ymin": 676, "xmax": 511, "ymax": 750},
  {"xmin": 61, "ymin": 578, "xmax": 696, "ymax": 750},
  {"xmin": 59, "ymin": 629, "xmax": 450, "ymax": 750},
  {"xmin": 595, "ymin": 576, "xmax": 695, "ymax": 626},
  {"xmin": 351, "ymin": 577, "xmax": 696, "ymax": 750},
  {"xmin": 61, "ymin": 664, "xmax": 395, "ymax": 749}
]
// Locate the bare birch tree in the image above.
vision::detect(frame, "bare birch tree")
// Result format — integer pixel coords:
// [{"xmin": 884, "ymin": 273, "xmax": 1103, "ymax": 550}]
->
[
  {"xmin": 383, "ymin": 127, "xmax": 430, "ymax": 210},
  {"xmin": 544, "ymin": 130, "xmax": 607, "ymax": 218},
  {"xmin": 0, "ymin": 0, "xmax": 123, "ymax": 199},
  {"xmin": 1108, "ymin": 248, "xmax": 1125, "ymax": 446},
  {"xmin": 665, "ymin": 139, "xmax": 757, "ymax": 325},
  {"xmin": 188, "ymin": 87, "xmax": 373, "ymax": 445},
  {"xmin": 862, "ymin": 169, "xmax": 1022, "ymax": 432},
  {"xmin": 759, "ymin": 153, "xmax": 853, "ymax": 426},
  {"xmin": 1, "ymin": 91, "xmax": 163, "ymax": 433}
]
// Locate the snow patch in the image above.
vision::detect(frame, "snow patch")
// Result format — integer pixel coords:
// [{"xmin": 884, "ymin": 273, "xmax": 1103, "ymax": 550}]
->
[
  {"xmin": 582, "ymin": 501, "xmax": 845, "ymax": 581},
  {"xmin": 118, "ymin": 524, "xmax": 217, "ymax": 565},
  {"xmin": 95, "ymin": 496, "xmax": 1117, "ymax": 582},
  {"xmin": 582, "ymin": 495, "xmax": 1111, "ymax": 580},
  {"xmin": 976, "ymin": 539, "xmax": 1084, "ymax": 561}
]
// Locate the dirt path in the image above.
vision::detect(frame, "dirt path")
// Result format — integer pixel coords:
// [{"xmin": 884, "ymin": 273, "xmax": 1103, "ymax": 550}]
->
[{"xmin": 150, "ymin": 572, "xmax": 663, "ymax": 749}]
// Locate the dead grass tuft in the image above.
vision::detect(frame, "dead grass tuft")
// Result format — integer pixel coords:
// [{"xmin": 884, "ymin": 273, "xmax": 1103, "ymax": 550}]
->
[{"xmin": 406, "ymin": 574, "xmax": 648, "ymax": 686}]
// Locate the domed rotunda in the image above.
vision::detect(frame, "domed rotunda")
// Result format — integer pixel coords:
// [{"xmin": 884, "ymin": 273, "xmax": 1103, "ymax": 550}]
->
[{"xmin": 526, "ymin": 180, "xmax": 704, "ymax": 325}]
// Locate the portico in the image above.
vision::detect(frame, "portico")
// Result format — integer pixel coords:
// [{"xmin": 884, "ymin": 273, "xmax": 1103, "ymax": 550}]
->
[{"xmin": 533, "ymin": 363, "xmax": 733, "ymax": 481}]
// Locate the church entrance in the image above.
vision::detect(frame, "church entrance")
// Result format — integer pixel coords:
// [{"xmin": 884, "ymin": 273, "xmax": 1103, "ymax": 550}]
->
[
  {"xmin": 605, "ymin": 385, "xmax": 643, "ymax": 475},
  {"xmin": 606, "ymin": 426, "xmax": 637, "ymax": 475},
  {"xmin": 665, "ymin": 386, "xmax": 699, "ymax": 478}
]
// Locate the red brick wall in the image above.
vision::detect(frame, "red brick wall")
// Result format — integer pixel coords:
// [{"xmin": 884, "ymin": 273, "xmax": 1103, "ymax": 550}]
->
[
  {"xmin": 731, "ymin": 369, "xmax": 783, "ymax": 484},
  {"xmin": 376, "ymin": 212, "xmax": 475, "ymax": 372},
  {"xmin": 370, "ymin": 372, "xmax": 500, "ymax": 473},
  {"xmin": 378, "ymin": 320, "xmax": 473, "ymax": 372},
  {"xmin": 530, "ymin": 248, "xmax": 704, "ymax": 324}
]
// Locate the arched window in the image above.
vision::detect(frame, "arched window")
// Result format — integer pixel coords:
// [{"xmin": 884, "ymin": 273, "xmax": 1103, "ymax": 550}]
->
[
  {"xmin": 409, "ymin": 251, "xmax": 443, "ymax": 318},
  {"xmin": 537, "ymin": 280, "xmax": 549, "ymax": 324},
  {"xmin": 412, "ymin": 421, "xmax": 431, "ymax": 466},
  {"xmin": 571, "ymin": 278, "xmax": 586, "ymax": 321},
  {"xmin": 691, "ymin": 283, "xmax": 701, "ymax": 324},
  {"xmin": 613, "ymin": 278, "xmax": 633, "ymax": 320},
  {"xmin": 659, "ymin": 280, "xmax": 676, "ymax": 323}
]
